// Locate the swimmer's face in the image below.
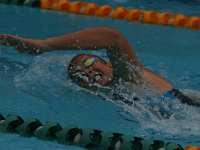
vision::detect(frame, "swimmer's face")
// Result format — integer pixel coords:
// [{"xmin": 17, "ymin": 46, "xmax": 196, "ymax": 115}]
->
[{"xmin": 68, "ymin": 54, "xmax": 114, "ymax": 88}]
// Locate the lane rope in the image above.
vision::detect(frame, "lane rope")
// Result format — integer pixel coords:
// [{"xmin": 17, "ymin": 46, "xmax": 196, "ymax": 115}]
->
[
  {"xmin": 0, "ymin": 0, "xmax": 199, "ymax": 29},
  {"xmin": 0, "ymin": 113, "xmax": 193, "ymax": 150}
]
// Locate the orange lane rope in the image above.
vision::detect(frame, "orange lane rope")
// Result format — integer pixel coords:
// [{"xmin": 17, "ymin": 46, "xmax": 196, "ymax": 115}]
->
[{"xmin": 40, "ymin": 0, "xmax": 200, "ymax": 29}]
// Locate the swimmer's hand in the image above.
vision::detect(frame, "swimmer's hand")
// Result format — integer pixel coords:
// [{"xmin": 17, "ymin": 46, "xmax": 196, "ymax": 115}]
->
[{"xmin": 0, "ymin": 34, "xmax": 46, "ymax": 55}]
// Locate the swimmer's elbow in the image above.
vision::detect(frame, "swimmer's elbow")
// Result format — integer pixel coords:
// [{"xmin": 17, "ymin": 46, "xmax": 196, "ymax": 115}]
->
[
  {"xmin": 94, "ymin": 27, "xmax": 125, "ymax": 49},
  {"xmin": 92, "ymin": 27, "xmax": 122, "ymax": 38}
]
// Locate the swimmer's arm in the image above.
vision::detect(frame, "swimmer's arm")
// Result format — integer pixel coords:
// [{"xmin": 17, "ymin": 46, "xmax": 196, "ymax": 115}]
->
[
  {"xmin": 43, "ymin": 27, "xmax": 143, "ymax": 79},
  {"xmin": 0, "ymin": 27, "xmax": 122, "ymax": 54},
  {"xmin": 0, "ymin": 34, "xmax": 45, "ymax": 55},
  {"xmin": 0, "ymin": 27, "xmax": 142, "ymax": 76}
]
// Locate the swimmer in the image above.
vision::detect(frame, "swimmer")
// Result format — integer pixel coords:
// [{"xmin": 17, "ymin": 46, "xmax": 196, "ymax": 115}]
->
[{"xmin": 0, "ymin": 27, "xmax": 199, "ymax": 107}]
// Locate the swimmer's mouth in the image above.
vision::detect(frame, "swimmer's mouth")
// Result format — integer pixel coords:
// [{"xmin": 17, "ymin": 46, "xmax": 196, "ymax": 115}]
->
[{"xmin": 76, "ymin": 72, "xmax": 95, "ymax": 84}]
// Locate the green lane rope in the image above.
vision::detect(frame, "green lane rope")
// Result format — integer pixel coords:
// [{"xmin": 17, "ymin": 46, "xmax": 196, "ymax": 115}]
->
[{"xmin": 0, "ymin": 113, "xmax": 185, "ymax": 150}]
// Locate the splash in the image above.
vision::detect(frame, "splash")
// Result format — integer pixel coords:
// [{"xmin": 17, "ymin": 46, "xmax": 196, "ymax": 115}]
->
[{"xmin": 13, "ymin": 53, "xmax": 200, "ymax": 143}]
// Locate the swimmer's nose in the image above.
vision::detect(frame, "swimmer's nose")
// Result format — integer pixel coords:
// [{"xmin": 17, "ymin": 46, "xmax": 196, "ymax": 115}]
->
[{"xmin": 84, "ymin": 68, "xmax": 95, "ymax": 78}]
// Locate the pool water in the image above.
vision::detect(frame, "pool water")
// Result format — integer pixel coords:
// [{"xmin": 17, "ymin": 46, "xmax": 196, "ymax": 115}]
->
[{"xmin": 0, "ymin": 1, "xmax": 200, "ymax": 150}]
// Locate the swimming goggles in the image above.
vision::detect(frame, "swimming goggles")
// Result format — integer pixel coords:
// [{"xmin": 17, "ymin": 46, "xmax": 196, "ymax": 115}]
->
[
  {"xmin": 84, "ymin": 57, "xmax": 97, "ymax": 67},
  {"xmin": 73, "ymin": 57, "xmax": 103, "ymax": 85}
]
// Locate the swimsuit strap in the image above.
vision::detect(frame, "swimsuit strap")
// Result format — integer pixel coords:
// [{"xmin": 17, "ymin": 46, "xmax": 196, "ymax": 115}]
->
[{"xmin": 169, "ymin": 89, "xmax": 200, "ymax": 107}]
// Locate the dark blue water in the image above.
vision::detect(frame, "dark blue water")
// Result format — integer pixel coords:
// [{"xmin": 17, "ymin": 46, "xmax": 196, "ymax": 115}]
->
[{"xmin": 0, "ymin": 3, "xmax": 200, "ymax": 150}]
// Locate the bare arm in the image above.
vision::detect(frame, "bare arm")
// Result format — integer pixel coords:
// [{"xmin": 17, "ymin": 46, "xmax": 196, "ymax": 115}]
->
[
  {"xmin": 0, "ymin": 34, "xmax": 45, "ymax": 55},
  {"xmin": 44, "ymin": 27, "xmax": 143, "ymax": 80},
  {"xmin": 0, "ymin": 27, "xmax": 143, "ymax": 80}
]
